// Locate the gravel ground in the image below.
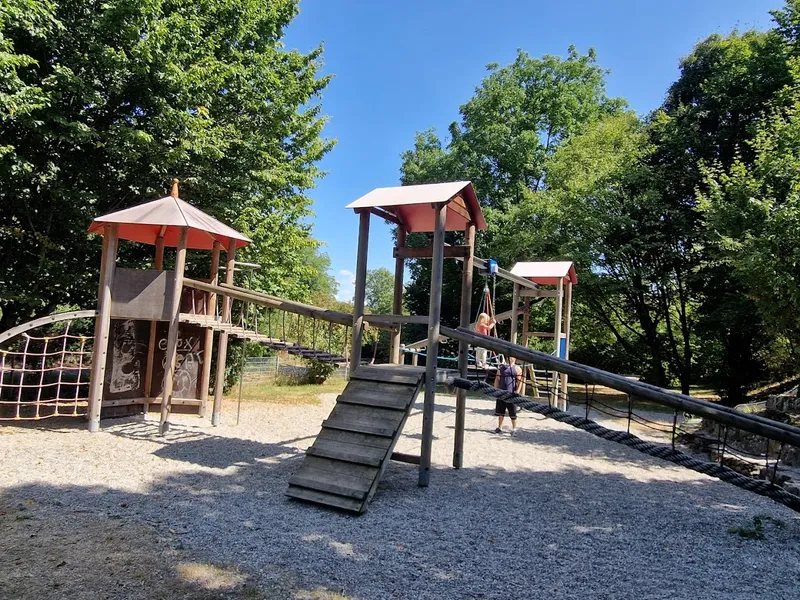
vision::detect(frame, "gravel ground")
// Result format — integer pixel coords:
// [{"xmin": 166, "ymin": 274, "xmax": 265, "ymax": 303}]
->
[{"xmin": 1, "ymin": 391, "xmax": 799, "ymax": 599}]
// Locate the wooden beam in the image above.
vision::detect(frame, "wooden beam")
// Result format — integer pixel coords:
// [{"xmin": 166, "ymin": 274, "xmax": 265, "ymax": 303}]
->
[
  {"xmin": 519, "ymin": 288, "xmax": 560, "ymax": 298},
  {"xmin": 510, "ymin": 283, "xmax": 520, "ymax": 345},
  {"xmin": 369, "ymin": 207, "xmax": 403, "ymax": 227},
  {"xmin": 366, "ymin": 314, "xmax": 429, "ymax": 326},
  {"xmin": 442, "ymin": 325, "xmax": 800, "ymax": 449},
  {"xmin": 391, "ymin": 228, "xmax": 406, "ymax": 364},
  {"xmin": 560, "ymin": 280, "xmax": 574, "ymax": 395},
  {"xmin": 393, "ymin": 245, "xmax": 470, "ymax": 259},
  {"xmin": 494, "ymin": 306, "xmax": 529, "ymax": 322},
  {"xmin": 391, "ymin": 452, "xmax": 421, "ymax": 465},
  {"xmin": 552, "ymin": 278, "xmax": 564, "ymax": 409},
  {"xmin": 158, "ymin": 226, "xmax": 188, "ymax": 435},
  {"xmin": 351, "ymin": 211, "xmax": 370, "ymax": 369},
  {"xmin": 198, "ymin": 241, "xmax": 221, "ymax": 417},
  {"xmin": 184, "ymin": 279, "xmax": 372, "ymax": 329},
  {"xmin": 212, "ymin": 238, "xmax": 236, "ymax": 426},
  {"xmin": 469, "ymin": 256, "xmax": 539, "ymax": 291},
  {"xmin": 144, "ymin": 230, "xmax": 166, "ymax": 408},
  {"xmin": 0, "ymin": 310, "xmax": 97, "ymax": 345},
  {"xmin": 87, "ymin": 224, "xmax": 119, "ymax": 433},
  {"xmin": 447, "ymin": 195, "xmax": 470, "ymax": 221},
  {"xmin": 420, "ymin": 202, "xmax": 447, "ymax": 487},
  {"xmin": 453, "ymin": 221, "xmax": 475, "ymax": 469}
]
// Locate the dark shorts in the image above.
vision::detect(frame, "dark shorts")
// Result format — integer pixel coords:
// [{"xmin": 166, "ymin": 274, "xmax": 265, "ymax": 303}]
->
[{"xmin": 495, "ymin": 399, "xmax": 517, "ymax": 419}]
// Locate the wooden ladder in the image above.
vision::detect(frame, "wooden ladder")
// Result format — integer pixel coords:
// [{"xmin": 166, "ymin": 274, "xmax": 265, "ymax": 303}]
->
[{"xmin": 286, "ymin": 365, "xmax": 425, "ymax": 513}]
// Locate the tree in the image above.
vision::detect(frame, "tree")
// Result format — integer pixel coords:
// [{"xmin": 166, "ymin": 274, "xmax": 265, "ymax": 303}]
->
[
  {"xmin": 400, "ymin": 47, "xmax": 625, "ymax": 341},
  {"xmin": 364, "ymin": 267, "xmax": 393, "ymax": 363},
  {"xmin": 0, "ymin": 0, "xmax": 333, "ymax": 329}
]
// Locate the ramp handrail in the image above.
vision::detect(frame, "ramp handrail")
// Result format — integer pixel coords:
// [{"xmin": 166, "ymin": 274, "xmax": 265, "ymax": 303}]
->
[{"xmin": 440, "ymin": 326, "xmax": 800, "ymax": 449}]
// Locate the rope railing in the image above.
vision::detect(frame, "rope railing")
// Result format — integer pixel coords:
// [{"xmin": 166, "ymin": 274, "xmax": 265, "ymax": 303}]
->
[{"xmin": 450, "ymin": 377, "xmax": 800, "ymax": 513}]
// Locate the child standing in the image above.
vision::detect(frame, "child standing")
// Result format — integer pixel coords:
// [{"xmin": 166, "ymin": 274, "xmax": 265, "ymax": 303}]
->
[{"xmin": 474, "ymin": 312, "xmax": 496, "ymax": 368}]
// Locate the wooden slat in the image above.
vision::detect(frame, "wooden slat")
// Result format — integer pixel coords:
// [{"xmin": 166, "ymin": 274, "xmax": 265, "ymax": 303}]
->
[
  {"xmin": 350, "ymin": 366, "xmax": 424, "ymax": 386},
  {"xmin": 391, "ymin": 452, "xmax": 421, "ymax": 465},
  {"xmin": 329, "ymin": 403, "xmax": 405, "ymax": 429},
  {"xmin": 288, "ymin": 474, "xmax": 368, "ymax": 500},
  {"xmin": 286, "ymin": 486, "xmax": 363, "ymax": 512},
  {"xmin": 393, "ymin": 245, "xmax": 470, "ymax": 259},
  {"xmin": 345, "ymin": 379, "xmax": 418, "ymax": 397},
  {"xmin": 337, "ymin": 392, "xmax": 411, "ymax": 411},
  {"xmin": 307, "ymin": 439, "xmax": 385, "ymax": 467},
  {"xmin": 301, "ymin": 455, "xmax": 380, "ymax": 480},
  {"xmin": 316, "ymin": 428, "xmax": 394, "ymax": 450},
  {"xmin": 321, "ymin": 418, "xmax": 396, "ymax": 438},
  {"xmin": 292, "ymin": 464, "xmax": 374, "ymax": 491}
]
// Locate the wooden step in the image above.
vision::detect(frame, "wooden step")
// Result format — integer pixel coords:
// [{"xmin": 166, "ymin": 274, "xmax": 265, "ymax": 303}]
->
[
  {"xmin": 317, "ymin": 428, "xmax": 394, "ymax": 450},
  {"xmin": 288, "ymin": 474, "xmax": 369, "ymax": 500},
  {"xmin": 286, "ymin": 485, "xmax": 363, "ymax": 512},
  {"xmin": 321, "ymin": 418, "xmax": 396, "ymax": 438},
  {"xmin": 306, "ymin": 439, "xmax": 385, "ymax": 467},
  {"xmin": 337, "ymin": 392, "xmax": 411, "ymax": 411}
]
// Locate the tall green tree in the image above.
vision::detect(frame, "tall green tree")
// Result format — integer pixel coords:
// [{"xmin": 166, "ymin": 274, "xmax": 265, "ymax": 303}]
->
[
  {"xmin": 400, "ymin": 47, "xmax": 625, "ymax": 337},
  {"xmin": 0, "ymin": 0, "xmax": 333, "ymax": 329}
]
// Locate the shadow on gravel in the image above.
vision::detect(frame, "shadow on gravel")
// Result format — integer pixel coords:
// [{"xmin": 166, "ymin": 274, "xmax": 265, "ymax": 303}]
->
[{"xmin": 4, "ymin": 431, "xmax": 800, "ymax": 599}]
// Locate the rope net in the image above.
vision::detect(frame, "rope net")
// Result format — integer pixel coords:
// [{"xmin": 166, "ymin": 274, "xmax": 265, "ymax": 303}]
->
[{"xmin": 1, "ymin": 321, "xmax": 92, "ymax": 420}]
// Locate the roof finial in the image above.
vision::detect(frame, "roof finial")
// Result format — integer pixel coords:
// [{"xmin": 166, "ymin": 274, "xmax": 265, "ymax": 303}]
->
[{"xmin": 171, "ymin": 178, "xmax": 180, "ymax": 198}]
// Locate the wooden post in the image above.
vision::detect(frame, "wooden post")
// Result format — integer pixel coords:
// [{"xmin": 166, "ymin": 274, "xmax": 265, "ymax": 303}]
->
[
  {"xmin": 553, "ymin": 278, "xmax": 564, "ymax": 409},
  {"xmin": 411, "ymin": 353, "xmax": 418, "ymax": 367},
  {"xmin": 419, "ymin": 202, "xmax": 447, "ymax": 487},
  {"xmin": 453, "ymin": 221, "xmax": 475, "ymax": 469},
  {"xmin": 560, "ymin": 280, "xmax": 574, "ymax": 398},
  {"xmin": 522, "ymin": 297, "xmax": 531, "ymax": 396},
  {"xmin": 350, "ymin": 211, "xmax": 370, "ymax": 371},
  {"xmin": 199, "ymin": 241, "xmax": 221, "ymax": 417},
  {"xmin": 87, "ymin": 224, "xmax": 119, "ymax": 432},
  {"xmin": 510, "ymin": 283, "xmax": 520, "ymax": 345},
  {"xmin": 158, "ymin": 226, "xmax": 188, "ymax": 435},
  {"xmin": 143, "ymin": 227, "xmax": 166, "ymax": 414},
  {"xmin": 212, "ymin": 238, "xmax": 237, "ymax": 426},
  {"xmin": 390, "ymin": 228, "xmax": 407, "ymax": 364}
]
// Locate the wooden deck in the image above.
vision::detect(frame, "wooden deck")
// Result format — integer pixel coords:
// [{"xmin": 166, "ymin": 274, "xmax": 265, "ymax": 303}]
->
[{"xmin": 286, "ymin": 365, "xmax": 425, "ymax": 513}]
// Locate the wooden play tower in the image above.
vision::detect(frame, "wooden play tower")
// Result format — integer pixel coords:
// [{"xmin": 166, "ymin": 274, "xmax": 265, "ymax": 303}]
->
[
  {"xmin": 344, "ymin": 181, "xmax": 486, "ymax": 485},
  {"xmin": 85, "ymin": 180, "xmax": 250, "ymax": 435}
]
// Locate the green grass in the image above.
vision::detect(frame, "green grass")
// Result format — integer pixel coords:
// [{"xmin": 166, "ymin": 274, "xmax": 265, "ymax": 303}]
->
[{"xmin": 225, "ymin": 376, "xmax": 346, "ymax": 405}]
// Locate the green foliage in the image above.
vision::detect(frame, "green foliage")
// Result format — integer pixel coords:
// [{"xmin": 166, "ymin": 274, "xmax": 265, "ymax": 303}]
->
[
  {"xmin": 303, "ymin": 358, "xmax": 336, "ymax": 385},
  {"xmin": 364, "ymin": 267, "xmax": 394, "ymax": 363},
  {"xmin": 399, "ymin": 2, "xmax": 800, "ymax": 399},
  {"xmin": 400, "ymin": 46, "xmax": 624, "ymax": 347},
  {"xmin": 0, "ymin": 0, "xmax": 333, "ymax": 329},
  {"xmin": 728, "ymin": 514, "xmax": 785, "ymax": 540}
]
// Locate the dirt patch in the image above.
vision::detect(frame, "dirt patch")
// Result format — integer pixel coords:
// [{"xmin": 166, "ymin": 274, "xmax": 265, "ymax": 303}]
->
[{"xmin": 0, "ymin": 498, "xmax": 267, "ymax": 599}]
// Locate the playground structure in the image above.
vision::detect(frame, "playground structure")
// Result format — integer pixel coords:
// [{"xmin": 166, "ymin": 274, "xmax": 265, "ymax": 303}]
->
[{"xmin": 3, "ymin": 180, "xmax": 800, "ymax": 513}]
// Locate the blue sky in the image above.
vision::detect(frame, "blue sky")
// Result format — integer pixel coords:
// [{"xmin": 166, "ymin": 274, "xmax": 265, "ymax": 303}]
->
[{"xmin": 284, "ymin": 0, "xmax": 778, "ymax": 301}]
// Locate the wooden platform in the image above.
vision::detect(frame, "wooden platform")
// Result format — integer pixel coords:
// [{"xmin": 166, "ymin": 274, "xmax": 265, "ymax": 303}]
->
[{"xmin": 286, "ymin": 365, "xmax": 425, "ymax": 513}]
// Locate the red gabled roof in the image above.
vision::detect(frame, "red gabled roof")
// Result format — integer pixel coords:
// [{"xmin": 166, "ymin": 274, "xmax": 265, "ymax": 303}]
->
[{"xmin": 346, "ymin": 181, "xmax": 486, "ymax": 232}]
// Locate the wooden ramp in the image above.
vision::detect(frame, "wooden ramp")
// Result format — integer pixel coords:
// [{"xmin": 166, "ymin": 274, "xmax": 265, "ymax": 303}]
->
[{"xmin": 286, "ymin": 365, "xmax": 425, "ymax": 513}]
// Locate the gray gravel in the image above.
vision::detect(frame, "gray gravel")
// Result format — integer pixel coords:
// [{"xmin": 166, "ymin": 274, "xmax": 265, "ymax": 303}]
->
[{"xmin": 2, "ymin": 392, "xmax": 799, "ymax": 599}]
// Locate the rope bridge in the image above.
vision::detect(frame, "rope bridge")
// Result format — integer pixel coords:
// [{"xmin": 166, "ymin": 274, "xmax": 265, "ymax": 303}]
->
[{"xmin": 451, "ymin": 377, "xmax": 800, "ymax": 513}]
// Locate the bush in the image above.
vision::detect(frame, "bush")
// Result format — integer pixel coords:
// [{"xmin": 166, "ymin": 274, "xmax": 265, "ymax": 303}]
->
[{"xmin": 304, "ymin": 359, "xmax": 336, "ymax": 384}]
